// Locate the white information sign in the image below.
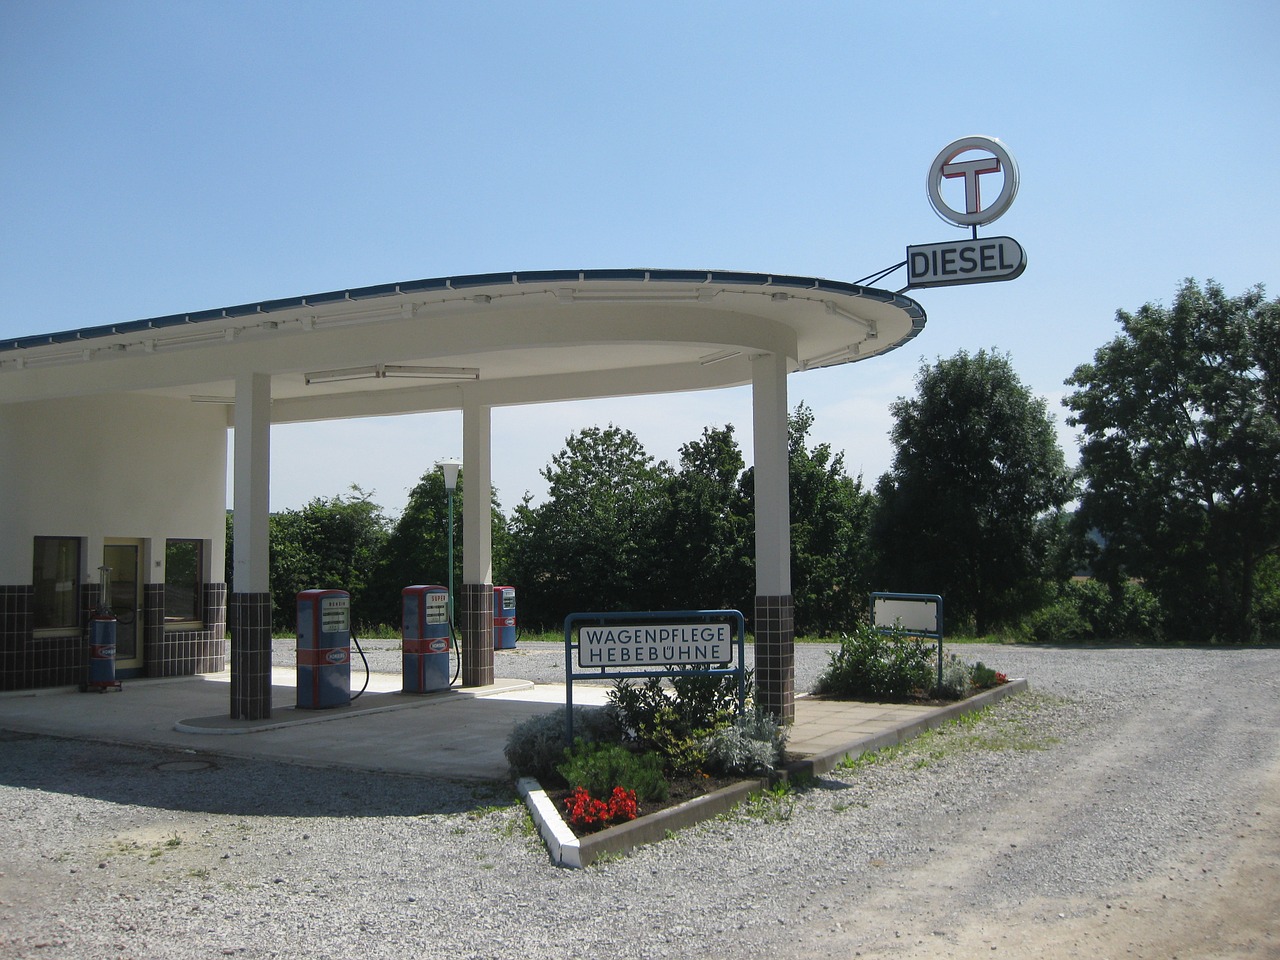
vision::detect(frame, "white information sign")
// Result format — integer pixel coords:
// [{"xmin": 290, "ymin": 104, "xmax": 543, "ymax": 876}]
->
[
  {"xmin": 578, "ymin": 622, "xmax": 733, "ymax": 668},
  {"xmin": 873, "ymin": 596, "xmax": 940, "ymax": 635}
]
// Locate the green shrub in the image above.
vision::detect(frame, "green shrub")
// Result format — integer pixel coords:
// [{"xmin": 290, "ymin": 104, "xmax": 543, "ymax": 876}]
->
[
  {"xmin": 504, "ymin": 705, "xmax": 623, "ymax": 784},
  {"xmin": 1020, "ymin": 579, "xmax": 1165, "ymax": 643},
  {"xmin": 701, "ymin": 706, "xmax": 789, "ymax": 775},
  {"xmin": 1020, "ymin": 597, "xmax": 1093, "ymax": 643},
  {"xmin": 608, "ymin": 668, "xmax": 745, "ymax": 777},
  {"xmin": 557, "ymin": 740, "xmax": 668, "ymax": 803},
  {"xmin": 812, "ymin": 623, "xmax": 935, "ymax": 700},
  {"xmin": 970, "ymin": 661, "xmax": 1005, "ymax": 688}
]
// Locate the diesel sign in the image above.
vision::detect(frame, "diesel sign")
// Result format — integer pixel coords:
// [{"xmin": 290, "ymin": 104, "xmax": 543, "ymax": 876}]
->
[{"xmin": 906, "ymin": 236, "xmax": 1026, "ymax": 289}]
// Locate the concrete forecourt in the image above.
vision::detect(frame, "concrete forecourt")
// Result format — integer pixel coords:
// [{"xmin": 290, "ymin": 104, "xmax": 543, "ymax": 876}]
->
[{"xmin": 2, "ymin": 642, "xmax": 1277, "ymax": 959}]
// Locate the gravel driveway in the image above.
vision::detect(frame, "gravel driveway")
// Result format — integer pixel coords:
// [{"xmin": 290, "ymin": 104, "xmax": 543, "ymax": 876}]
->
[{"xmin": 2, "ymin": 643, "xmax": 1277, "ymax": 959}]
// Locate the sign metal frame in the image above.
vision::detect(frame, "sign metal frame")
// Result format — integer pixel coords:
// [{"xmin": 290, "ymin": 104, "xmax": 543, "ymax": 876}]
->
[{"xmin": 871, "ymin": 592, "xmax": 945, "ymax": 691}]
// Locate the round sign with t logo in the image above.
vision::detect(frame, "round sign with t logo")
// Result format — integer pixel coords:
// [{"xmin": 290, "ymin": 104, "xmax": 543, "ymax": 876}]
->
[{"xmin": 927, "ymin": 136, "xmax": 1019, "ymax": 228}]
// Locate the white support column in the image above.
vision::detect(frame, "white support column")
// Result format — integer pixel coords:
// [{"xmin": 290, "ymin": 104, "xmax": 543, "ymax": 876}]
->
[
  {"xmin": 462, "ymin": 400, "xmax": 494, "ymax": 586},
  {"xmin": 460, "ymin": 399, "xmax": 494, "ymax": 686},
  {"xmin": 752, "ymin": 351, "xmax": 795, "ymax": 720},
  {"xmin": 753, "ymin": 352, "xmax": 791, "ymax": 596},
  {"xmin": 232, "ymin": 372, "xmax": 271, "ymax": 595},
  {"xmin": 230, "ymin": 371, "xmax": 272, "ymax": 719}
]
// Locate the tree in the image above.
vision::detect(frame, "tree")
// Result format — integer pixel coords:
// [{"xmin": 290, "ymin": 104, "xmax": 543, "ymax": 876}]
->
[
  {"xmin": 373, "ymin": 468, "xmax": 510, "ymax": 625},
  {"xmin": 1065, "ymin": 279, "xmax": 1280, "ymax": 642},
  {"xmin": 653, "ymin": 424, "xmax": 753, "ymax": 613},
  {"xmin": 265, "ymin": 486, "xmax": 390, "ymax": 631},
  {"xmin": 507, "ymin": 425, "xmax": 671, "ymax": 627},
  {"xmin": 787, "ymin": 404, "xmax": 878, "ymax": 635},
  {"xmin": 875, "ymin": 350, "xmax": 1075, "ymax": 633},
  {"xmin": 736, "ymin": 404, "xmax": 878, "ymax": 635}
]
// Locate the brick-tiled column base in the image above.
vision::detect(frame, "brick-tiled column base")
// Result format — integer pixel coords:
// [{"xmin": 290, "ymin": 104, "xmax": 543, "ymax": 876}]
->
[
  {"xmin": 459, "ymin": 582, "xmax": 494, "ymax": 687},
  {"xmin": 229, "ymin": 592, "xmax": 272, "ymax": 720},
  {"xmin": 754, "ymin": 594, "xmax": 795, "ymax": 722}
]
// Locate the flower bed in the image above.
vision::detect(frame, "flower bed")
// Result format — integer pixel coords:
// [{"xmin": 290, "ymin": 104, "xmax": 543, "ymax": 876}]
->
[{"xmin": 549, "ymin": 771, "xmax": 748, "ymax": 838}]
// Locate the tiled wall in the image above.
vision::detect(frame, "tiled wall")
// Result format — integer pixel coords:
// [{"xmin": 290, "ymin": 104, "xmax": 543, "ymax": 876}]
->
[
  {"xmin": 143, "ymin": 584, "xmax": 229, "ymax": 677},
  {"xmin": 754, "ymin": 593, "xmax": 795, "ymax": 722},
  {"xmin": 0, "ymin": 581, "xmax": 227, "ymax": 691},
  {"xmin": 460, "ymin": 582, "xmax": 494, "ymax": 687},
  {"xmin": 229, "ymin": 592, "xmax": 272, "ymax": 720},
  {"xmin": 0, "ymin": 584, "xmax": 83, "ymax": 690}
]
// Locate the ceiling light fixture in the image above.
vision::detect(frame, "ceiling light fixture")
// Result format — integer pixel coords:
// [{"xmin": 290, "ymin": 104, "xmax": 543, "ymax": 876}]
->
[
  {"xmin": 823, "ymin": 300, "xmax": 878, "ymax": 337},
  {"xmin": 698, "ymin": 349, "xmax": 742, "ymax": 366},
  {"xmin": 304, "ymin": 364, "xmax": 480, "ymax": 386},
  {"xmin": 555, "ymin": 288, "xmax": 709, "ymax": 305},
  {"xmin": 801, "ymin": 343, "xmax": 862, "ymax": 371}
]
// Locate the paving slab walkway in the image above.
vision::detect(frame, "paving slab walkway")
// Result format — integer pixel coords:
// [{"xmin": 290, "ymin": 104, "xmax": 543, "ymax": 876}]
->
[{"xmin": 0, "ymin": 669, "xmax": 1023, "ymax": 784}]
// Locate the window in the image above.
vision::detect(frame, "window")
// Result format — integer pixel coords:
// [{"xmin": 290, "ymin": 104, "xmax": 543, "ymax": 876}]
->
[
  {"xmin": 33, "ymin": 537, "xmax": 81, "ymax": 631},
  {"xmin": 164, "ymin": 539, "xmax": 204, "ymax": 624}
]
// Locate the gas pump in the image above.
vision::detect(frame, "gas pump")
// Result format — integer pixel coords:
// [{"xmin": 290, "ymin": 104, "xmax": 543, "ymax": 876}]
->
[
  {"xmin": 402, "ymin": 584, "xmax": 452, "ymax": 693},
  {"xmin": 296, "ymin": 589, "xmax": 352, "ymax": 709},
  {"xmin": 82, "ymin": 565, "xmax": 123, "ymax": 692},
  {"xmin": 493, "ymin": 585, "xmax": 517, "ymax": 650}
]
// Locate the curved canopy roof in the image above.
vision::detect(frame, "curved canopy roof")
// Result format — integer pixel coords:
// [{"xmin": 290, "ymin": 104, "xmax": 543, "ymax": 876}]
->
[{"xmin": 0, "ymin": 268, "xmax": 925, "ymax": 423}]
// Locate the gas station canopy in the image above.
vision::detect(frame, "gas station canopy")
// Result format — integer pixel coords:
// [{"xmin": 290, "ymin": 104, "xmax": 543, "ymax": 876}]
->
[{"xmin": 0, "ymin": 268, "xmax": 925, "ymax": 417}]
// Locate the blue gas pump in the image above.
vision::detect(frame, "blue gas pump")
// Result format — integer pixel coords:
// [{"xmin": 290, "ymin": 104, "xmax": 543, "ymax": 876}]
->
[
  {"xmin": 493, "ymin": 585, "xmax": 517, "ymax": 650},
  {"xmin": 402, "ymin": 584, "xmax": 451, "ymax": 693},
  {"xmin": 83, "ymin": 565, "xmax": 123, "ymax": 693},
  {"xmin": 296, "ymin": 589, "xmax": 352, "ymax": 709}
]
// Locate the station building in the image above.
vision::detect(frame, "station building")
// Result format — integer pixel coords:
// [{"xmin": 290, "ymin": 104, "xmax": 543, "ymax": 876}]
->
[{"xmin": 0, "ymin": 269, "xmax": 925, "ymax": 720}]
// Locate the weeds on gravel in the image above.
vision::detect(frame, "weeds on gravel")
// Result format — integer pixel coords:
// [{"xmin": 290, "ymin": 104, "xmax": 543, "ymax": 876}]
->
[
  {"xmin": 726, "ymin": 781, "xmax": 799, "ymax": 823},
  {"xmin": 837, "ymin": 694, "xmax": 1064, "ymax": 773},
  {"xmin": 838, "ymin": 741, "xmax": 911, "ymax": 772}
]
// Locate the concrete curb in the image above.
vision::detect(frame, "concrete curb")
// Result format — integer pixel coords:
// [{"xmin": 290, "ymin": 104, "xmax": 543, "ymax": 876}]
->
[
  {"xmin": 779, "ymin": 678, "xmax": 1029, "ymax": 782},
  {"xmin": 520, "ymin": 680, "xmax": 1027, "ymax": 868}
]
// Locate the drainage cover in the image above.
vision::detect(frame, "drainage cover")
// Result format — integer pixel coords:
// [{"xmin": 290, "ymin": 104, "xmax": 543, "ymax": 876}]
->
[{"xmin": 154, "ymin": 759, "xmax": 216, "ymax": 772}]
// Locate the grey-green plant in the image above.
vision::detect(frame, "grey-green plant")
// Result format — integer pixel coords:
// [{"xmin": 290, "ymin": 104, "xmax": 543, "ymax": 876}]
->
[
  {"xmin": 503, "ymin": 705, "xmax": 623, "ymax": 784},
  {"xmin": 700, "ymin": 705, "xmax": 789, "ymax": 775},
  {"xmin": 933, "ymin": 653, "xmax": 973, "ymax": 699}
]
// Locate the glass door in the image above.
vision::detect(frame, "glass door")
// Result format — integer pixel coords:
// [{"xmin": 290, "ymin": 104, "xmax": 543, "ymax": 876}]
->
[{"xmin": 103, "ymin": 540, "xmax": 144, "ymax": 674}]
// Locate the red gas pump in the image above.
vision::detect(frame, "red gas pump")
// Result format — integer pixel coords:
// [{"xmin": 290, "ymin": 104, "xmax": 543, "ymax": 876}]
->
[
  {"xmin": 493, "ymin": 585, "xmax": 517, "ymax": 649},
  {"xmin": 296, "ymin": 589, "xmax": 352, "ymax": 709},
  {"xmin": 402, "ymin": 585, "xmax": 453, "ymax": 693},
  {"xmin": 82, "ymin": 565, "xmax": 122, "ymax": 693}
]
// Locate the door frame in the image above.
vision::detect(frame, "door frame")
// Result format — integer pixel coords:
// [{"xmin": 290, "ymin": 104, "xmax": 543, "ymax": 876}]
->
[{"xmin": 103, "ymin": 538, "xmax": 145, "ymax": 676}]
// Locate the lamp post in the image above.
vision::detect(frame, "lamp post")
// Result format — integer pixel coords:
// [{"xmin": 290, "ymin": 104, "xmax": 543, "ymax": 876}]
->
[{"xmin": 436, "ymin": 458, "xmax": 462, "ymax": 626}]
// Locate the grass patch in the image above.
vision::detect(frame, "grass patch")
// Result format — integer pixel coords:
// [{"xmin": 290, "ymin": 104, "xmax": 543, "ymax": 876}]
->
[
  {"xmin": 721, "ymin": 780, "xmax": 800, "ymax": 824},
  {"xmin": 839, "ymin": 692, "xmax": 1064, "ymax": 771}
]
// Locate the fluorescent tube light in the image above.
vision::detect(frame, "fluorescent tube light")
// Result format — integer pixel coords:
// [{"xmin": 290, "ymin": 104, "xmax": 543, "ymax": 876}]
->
[{"xmin": 304, "ymin": 364, "xmax": 480, "ymax": 385}]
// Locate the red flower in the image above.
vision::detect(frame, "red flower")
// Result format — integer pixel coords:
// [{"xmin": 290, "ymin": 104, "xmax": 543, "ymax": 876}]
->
[{"xmin": 563, "ymin": 786, "xmax": 639, "ymax": 829}]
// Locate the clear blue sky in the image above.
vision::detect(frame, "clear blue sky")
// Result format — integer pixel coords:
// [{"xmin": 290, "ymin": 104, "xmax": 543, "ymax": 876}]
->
[{"xmin": 3, "ymin": 1, "xmax": 1277, "ymax": 515}]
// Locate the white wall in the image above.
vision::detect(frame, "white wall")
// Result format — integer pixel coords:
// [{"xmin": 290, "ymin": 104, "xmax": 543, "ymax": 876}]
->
[{"xmin": 0, "ymin": 394, "xmax": 227, "ymax": 584}]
